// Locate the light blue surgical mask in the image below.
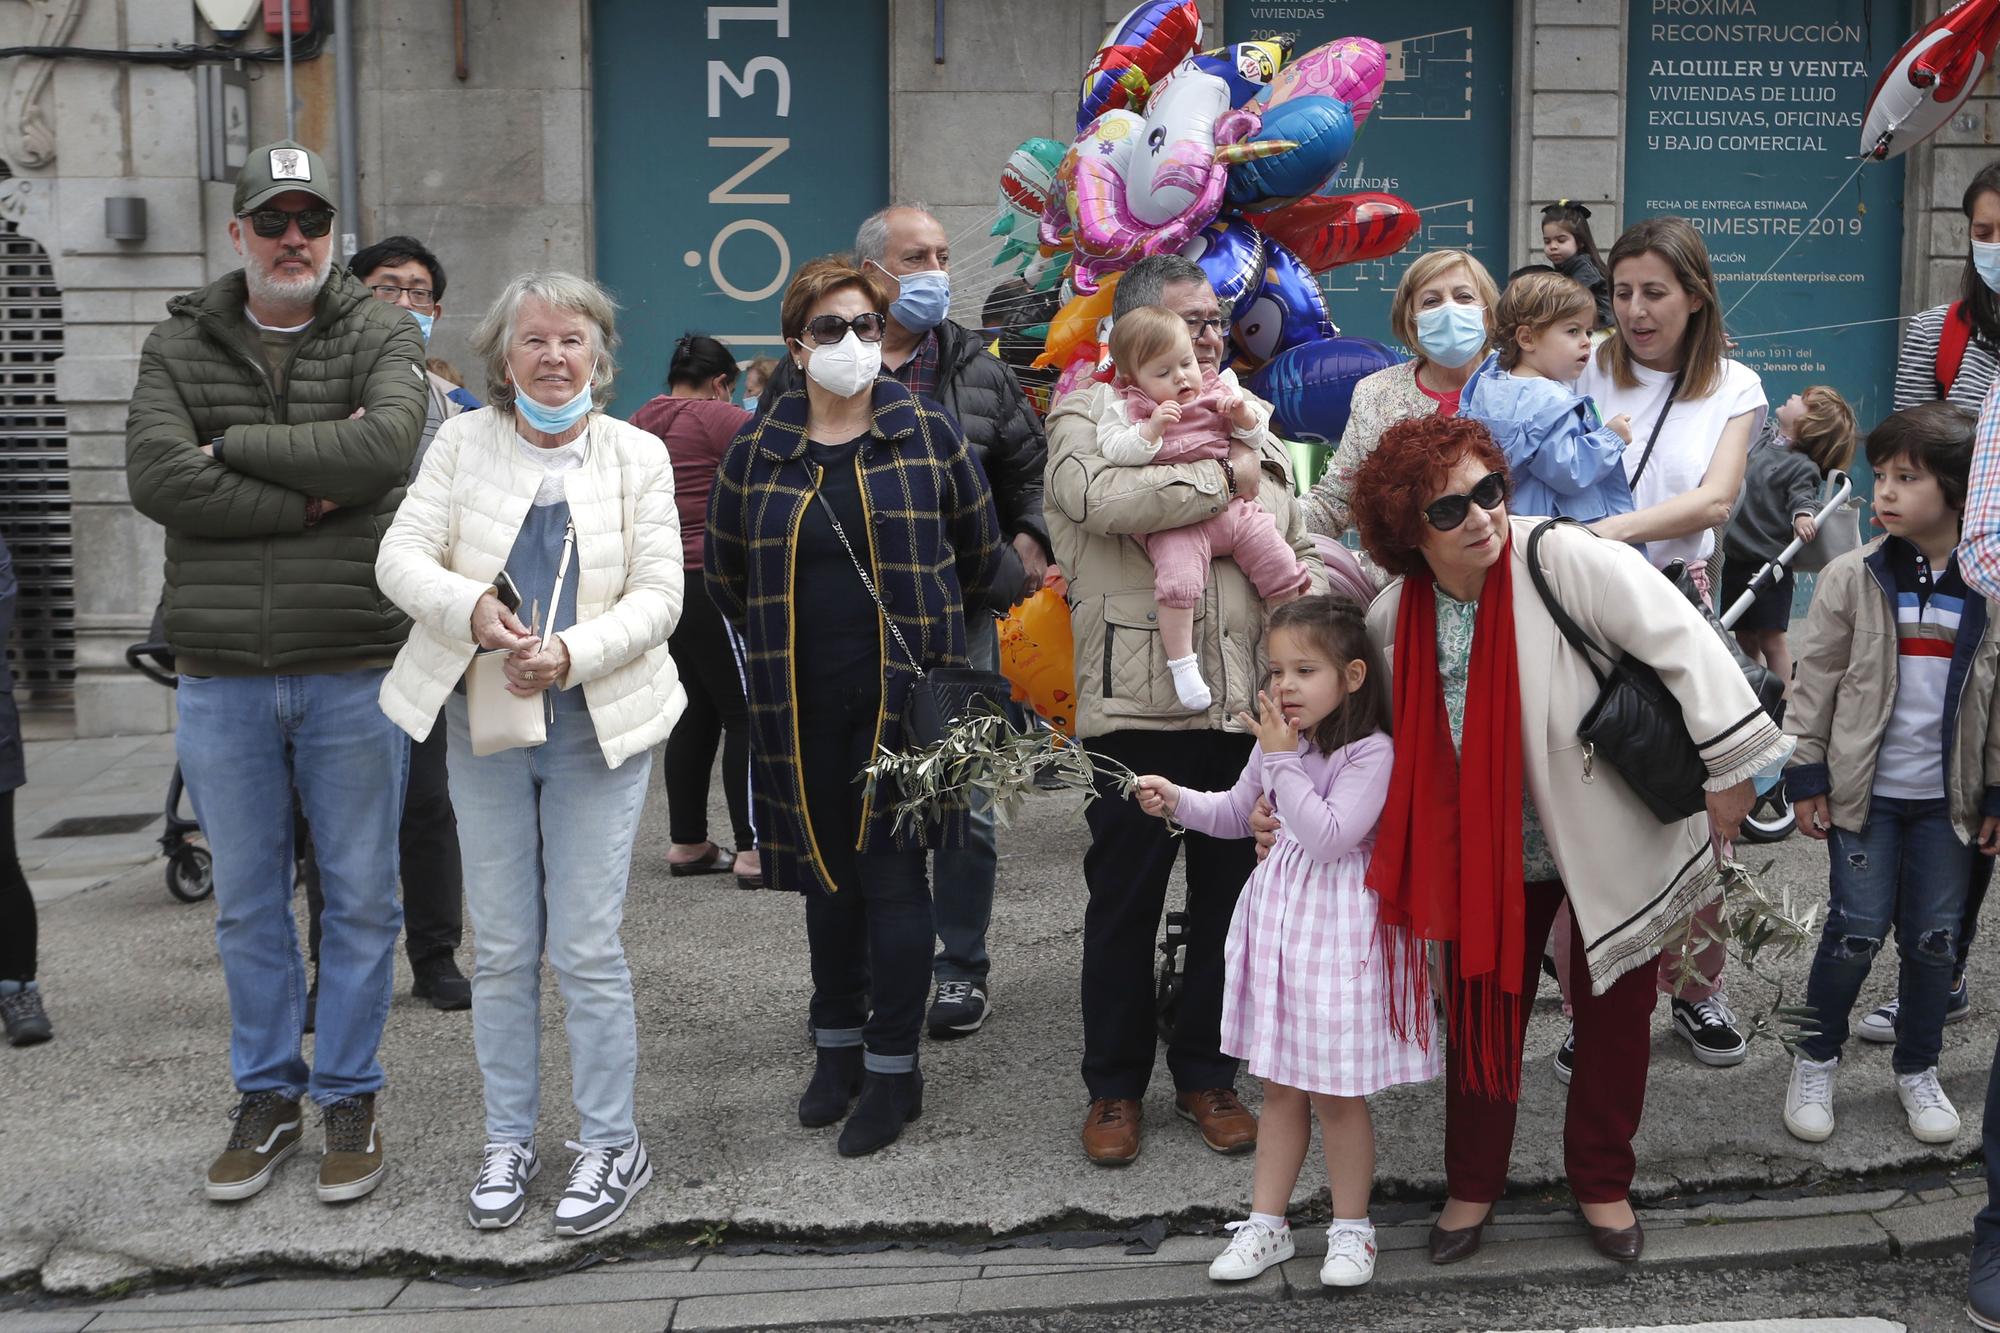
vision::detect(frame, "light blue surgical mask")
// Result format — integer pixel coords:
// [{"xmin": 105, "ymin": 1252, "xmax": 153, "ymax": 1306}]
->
[
  {"xmin": 513, "ymin": 365, "xmax": 595, "ymax": 434},
  {"xmin": 872, "ymin": 259, "xmax": 950, "ymax": 333},
  {"xmin": 1974, "ymin": 239, "xmax": 2000, "ymax": 295},
  {"xmin": 408, "ymin": 308, "xmax": 435, "ymax": 342},
  {"xmin": 1415, "ymin": 301, "xmax": 1489, "ymax": 369},
  {"xmin": 741, "ymin": 394, "xmax": 759, "ymax": 412}
]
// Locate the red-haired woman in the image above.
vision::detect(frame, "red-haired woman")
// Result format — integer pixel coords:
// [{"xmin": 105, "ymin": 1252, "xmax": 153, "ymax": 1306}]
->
[{"xmin": 1350, "ymin": 414, "xmax": 1785, "ymax": 1264}]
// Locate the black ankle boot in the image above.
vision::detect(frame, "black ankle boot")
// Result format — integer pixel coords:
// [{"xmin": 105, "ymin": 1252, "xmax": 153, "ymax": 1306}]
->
[
  {"xmin": 836, "ymin": 1068, "xmax": 923, "ymax": 1157},
  {"xmin": 797, "ymin": 1045, "xmax": 864, "ymax": 1127}
]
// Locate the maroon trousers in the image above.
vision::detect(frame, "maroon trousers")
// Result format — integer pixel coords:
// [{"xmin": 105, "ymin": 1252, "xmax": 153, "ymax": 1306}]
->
[{"xmin": 1444, "ymin": 880, "xmax": 1660, "ymax": 1205}]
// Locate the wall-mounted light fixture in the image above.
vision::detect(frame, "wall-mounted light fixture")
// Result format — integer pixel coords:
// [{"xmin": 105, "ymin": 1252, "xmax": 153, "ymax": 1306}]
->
[{"xmin": 105, "ymin": 196, "xmax": 147, "ymax": 243}]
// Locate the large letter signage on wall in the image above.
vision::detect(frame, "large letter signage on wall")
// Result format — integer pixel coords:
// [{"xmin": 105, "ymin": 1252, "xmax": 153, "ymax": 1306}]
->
[
  {"xmin": 592, "ymin": 0, "xmax": 889, "ymax": 397},
  {"xmin": 1623, "ymin": 0, "xmax": 1909, "ymax": 427},
  {"xmin": 1226, "ymin": 0, "xmax": 1515, "ymax": 352}
]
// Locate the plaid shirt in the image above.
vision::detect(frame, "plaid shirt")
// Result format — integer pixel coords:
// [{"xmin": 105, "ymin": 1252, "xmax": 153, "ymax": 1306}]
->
[
  {"xmin": 1965, "ymin": 375, "xmax": 2000, "ymax": 602},
  {"xmin": 705, "ymin": 376, "xmax": 1003, "ymax": 895},
  {"xmin": 890, "ymin": 329, "xmax": 941, "ymax": 401}
]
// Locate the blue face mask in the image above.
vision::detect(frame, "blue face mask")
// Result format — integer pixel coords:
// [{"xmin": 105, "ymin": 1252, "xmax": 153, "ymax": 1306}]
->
[
  {"xmin": 1415, "ymin": 301, "xmax": 1489, "ymax": 369},
  {"xmin": 408, "ymin": 309, "xmax": 435, "ymax": 342},
  {"xmin": 513, "ymin": 365, "xmax": 595, "ymax": 434},
  {"xmin": 741, "ymin": 395, "xmax": 759, "ymax": 412},
  {"xmin": 1975, "ymin": 239, "xmax": 2000, "ymax": 295},
  {"xmin": 872, "ymin": 260, "xmax": 950, "ymax": 333}
]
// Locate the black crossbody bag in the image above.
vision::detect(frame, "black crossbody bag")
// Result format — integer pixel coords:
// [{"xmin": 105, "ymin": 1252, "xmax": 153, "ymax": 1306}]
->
[{"xmin": 813, "ymin": 489, "xmax": 1012, "ymax": 748}]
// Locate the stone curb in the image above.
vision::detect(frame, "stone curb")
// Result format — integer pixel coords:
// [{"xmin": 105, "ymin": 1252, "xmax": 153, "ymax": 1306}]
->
[{"xmin": 0, "ymin": 1178, "xmax": 1984, "ymax": 1332}]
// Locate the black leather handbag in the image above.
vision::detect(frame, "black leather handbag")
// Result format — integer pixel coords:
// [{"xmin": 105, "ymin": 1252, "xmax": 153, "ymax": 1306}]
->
[
  {"xmin": 814, "ymin": 491, "xmax": 1012, "ymax": 748},
  {"xmin": 1525, "ymin": 520, "xmax": 1781, "ymax": 824}
]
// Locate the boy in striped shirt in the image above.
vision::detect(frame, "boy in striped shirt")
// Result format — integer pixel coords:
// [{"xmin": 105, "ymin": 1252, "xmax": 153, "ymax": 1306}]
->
[{"xmin": 1782, "ymin": 402, "xmax": 2000, "ymax": 1156}]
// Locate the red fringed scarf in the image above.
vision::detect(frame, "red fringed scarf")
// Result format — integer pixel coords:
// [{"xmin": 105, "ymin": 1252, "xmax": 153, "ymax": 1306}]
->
[{"xmin": 1367, "ymin": 539, "xmax": 1528, "ymax": 1101}]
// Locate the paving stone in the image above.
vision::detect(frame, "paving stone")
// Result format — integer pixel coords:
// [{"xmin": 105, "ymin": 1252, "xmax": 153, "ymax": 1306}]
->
[
  {"xmin": 64, "ymin": 1277, "xmax": 407, "ymax": 1315},
  {"xmin": 1876, "ymin": 1194, "xmax": 1977, "ymax": 1257},
  {"xmin": 1919, "ymin": 1186, "xmax": 1960, "ymax": 1204},
  {"xmin": 109, "ymin": 1300, "xmax": 675, "ymax": 1333},
  {"xmin": 0, "ymin": 1313, "xmax": 96, "ymax": 1333},
  {"xmin": 1642, "ymin": 1213, "xmax": 1892, "ymax": 1267},
  {"xmin": 672, "ymin": 1279, "xmax": 964, "ymax": 1329},
  {"xmin": 696, "ymin": 1248, "xmax": 1003, "ymax": 1271},
  {"xmin": 1657, "ymin": 1189, "xmax": 1908, "ymax": 1223},
  {"xmin": 388, "ymin": 1263, "xmax": 978, "ymax": 1310},
  {"xmin": 1575, "ymin": 1322, "xmax": 1902, "ymax": 1332},
  {"xmin": 970, "ymin": 1244, "xmax": 1186, "ymax": 1267},
  {"xmin": 957, "ymin": 1262, "xmax": 1285, "ymax": 1313}
]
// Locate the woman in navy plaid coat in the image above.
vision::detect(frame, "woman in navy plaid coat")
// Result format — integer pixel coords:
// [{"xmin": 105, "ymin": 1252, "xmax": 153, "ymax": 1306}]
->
[{"xmin": 707, "ymin": 257, "xmax": 1001, "ymax": 1156}]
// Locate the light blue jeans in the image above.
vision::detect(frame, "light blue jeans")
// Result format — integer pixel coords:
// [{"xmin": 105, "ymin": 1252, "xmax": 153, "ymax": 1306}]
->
[
  {"xmin": 444, "ymin": 692, "xmax": 651, "ymax": 1148},
  {"xmin": 175, "ymin": 669, "xmax": 408, "ymax": 1105},
  {"xmin": 932, "ymin": 615, "xmax": 999, "ymax": 984}
]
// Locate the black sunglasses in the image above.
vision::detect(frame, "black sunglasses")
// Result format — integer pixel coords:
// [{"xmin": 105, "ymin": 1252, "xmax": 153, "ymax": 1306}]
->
[
  {"xmin": 240, "ymin": 207, "xmax": 335, "ymax": 240},
  {"xmin": 803, "ymin": 312, "xmax": 887, "ymax": 345},
  {"xmin": 1424, "ymin": 471, "xmax": 1509, "ymax": 531}
]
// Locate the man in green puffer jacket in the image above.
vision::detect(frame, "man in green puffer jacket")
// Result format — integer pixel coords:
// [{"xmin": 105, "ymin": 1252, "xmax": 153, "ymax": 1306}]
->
[{"xmin": 125, "ymin": 140, "xmax": 425, "ymax": 1210}]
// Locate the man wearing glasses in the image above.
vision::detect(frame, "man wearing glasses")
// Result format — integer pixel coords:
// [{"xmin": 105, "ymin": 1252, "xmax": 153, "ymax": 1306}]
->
[
  {"xmin": 125, "ymin": 140, "xmax": 427, "ymax": 1208},
  {"xmin": 1044, "ymin": 254, "xmax": 1325, "ymax": 1165}
]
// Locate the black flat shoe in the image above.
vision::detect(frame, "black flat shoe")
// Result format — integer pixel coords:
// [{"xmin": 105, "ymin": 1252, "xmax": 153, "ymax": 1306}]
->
[
  {"xmin": 1588, "ymin": 1219, "xmax": 1644, "ymax": 1262},
  {"xmin": 668, "ymin": 845, "xmax": 733, "ymax": 877},
  {"xmin": 797, "ymin": 1045, "xmax": 864, "ymax": 1128},
  {"xmin": 1427, "ymin": 1217, "xmax": 1486, "ymax": 1264}
]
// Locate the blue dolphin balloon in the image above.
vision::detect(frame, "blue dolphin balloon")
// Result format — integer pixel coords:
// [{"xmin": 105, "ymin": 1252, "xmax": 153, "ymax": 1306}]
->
[
  {"xmin": 1225, "ymin": 96, "xmax": 1356, "ymax": 207},
  {"xmin": 1248, "ymin": 336, "xmax": 1403, "ymax": 445}
]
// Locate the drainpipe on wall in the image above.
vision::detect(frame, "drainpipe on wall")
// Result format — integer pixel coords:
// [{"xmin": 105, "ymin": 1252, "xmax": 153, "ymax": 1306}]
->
[{"xmin": 332, "ymin": 0, "xmax": 362, "ymax": 259}]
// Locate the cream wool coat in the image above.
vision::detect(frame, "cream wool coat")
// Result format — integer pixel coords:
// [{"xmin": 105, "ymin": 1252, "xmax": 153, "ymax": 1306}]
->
[
  {"xmin": 1368, "ymin": 517, "xmax": 1789, "ymax": 993},
  {"xmin": 376, "ymin": 407, "xmax": 686, "ymax": 768}
]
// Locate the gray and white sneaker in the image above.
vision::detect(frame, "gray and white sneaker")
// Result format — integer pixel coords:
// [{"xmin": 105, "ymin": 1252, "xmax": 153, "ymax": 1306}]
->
[
  {"xmin": 467, "ymin": 1140, "xmax": 540, "ymax": 1229},
  {"xmin": 926, "ymin": 980, "xmax": 991, "ymax": 1038},
  {"xmin": 553, "ymin": 1138, "xmax": 651, "ymax": 1236}
]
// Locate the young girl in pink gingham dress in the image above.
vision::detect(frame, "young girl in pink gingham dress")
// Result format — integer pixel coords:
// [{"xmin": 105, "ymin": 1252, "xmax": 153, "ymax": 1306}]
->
[{"xmin": 1136, "ymin": 596, "xmax": 1437, "ymax": 1292}]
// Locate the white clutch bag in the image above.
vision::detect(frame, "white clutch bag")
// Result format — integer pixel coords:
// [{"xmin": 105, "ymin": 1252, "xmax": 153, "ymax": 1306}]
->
[
  {"xmin": 464, "ymin": 519, "xmax": 575, "ymax": 757},
  {"xmin": 465, "ymin": 649, "xmax": 546, "ymax": 756}
]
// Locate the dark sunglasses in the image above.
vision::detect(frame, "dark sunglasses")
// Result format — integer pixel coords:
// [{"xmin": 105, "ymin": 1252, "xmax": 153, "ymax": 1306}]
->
[
  {"xmin": 239, "ymin": 207, "xmax": 335, "ymax": 239},
  {"xmin": 1423, "ymin": 470, "xmax": 1509, "ymax": 531},
  {"xmin": 803, "ymin": 312, "xmax": 887, "ymax": 345}
]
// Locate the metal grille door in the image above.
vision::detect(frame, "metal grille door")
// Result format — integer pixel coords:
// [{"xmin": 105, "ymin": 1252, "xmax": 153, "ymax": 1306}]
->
[{"xmin": 0, "ymin": 210, "xmax": 71, "ymax": 697}]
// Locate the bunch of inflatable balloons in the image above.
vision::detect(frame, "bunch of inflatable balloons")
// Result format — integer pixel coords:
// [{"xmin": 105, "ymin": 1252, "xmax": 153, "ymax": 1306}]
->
[{"xmin": 983, "ymin": 0, "xmax": 1416, "ymax": 449}]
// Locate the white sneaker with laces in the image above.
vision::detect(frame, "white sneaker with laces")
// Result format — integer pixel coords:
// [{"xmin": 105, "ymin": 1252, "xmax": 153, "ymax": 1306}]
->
[
  {"xmin": 1782, "ymin": 1055, "xmax": 1838, "ymax": 1143},
  {"xmin": 1207, "ymin": 1218, "xmax": 1294, "ymax": 1281},
  {"xmin": 1855, "ymin": 996, "xmax": 1900, "ymax": 1044},
  {"xmin": 1319, "ymin": 1223, "xmax": 1377, "ymax": 1288},
  {"xmin": 1896, "ymin": 1067, "xmax": 1962, "ymax": 1144},
  {"xmin": 467, "ymin": 1140, "xmax": 539, "ymax": 1229},
  {"xmin": 553, "ymin": 1138, "xmax": 651, "ymax": 1236}
]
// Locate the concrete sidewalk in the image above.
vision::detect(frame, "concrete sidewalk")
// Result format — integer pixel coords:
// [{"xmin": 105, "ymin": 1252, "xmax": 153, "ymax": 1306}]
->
[
  {"xmin": 0, "ymin": 1175, "xmax": 1970, "ymax": 1329},
  {"xmin": 2, "ymin": 735, "xmax": 1996, "ymax": 1307}
]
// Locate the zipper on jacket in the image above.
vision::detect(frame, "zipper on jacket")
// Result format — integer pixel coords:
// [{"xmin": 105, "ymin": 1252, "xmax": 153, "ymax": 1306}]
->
[
  {"xmin": 789, "ymin": 464, "xmax": 839, "ymax": 891},
  {"xmin": 854, "ymin": 452, "xmax": 890, "ymax": 845}
]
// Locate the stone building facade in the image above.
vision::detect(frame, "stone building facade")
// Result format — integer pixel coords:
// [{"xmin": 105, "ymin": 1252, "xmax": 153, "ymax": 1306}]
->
[{"xmin": 0, "ymin": 0, "xmax": 1978, "ymax": 735}]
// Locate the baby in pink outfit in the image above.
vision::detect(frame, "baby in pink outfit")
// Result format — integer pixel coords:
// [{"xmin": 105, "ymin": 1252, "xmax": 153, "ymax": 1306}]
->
[{"xmin": 1096, "ymin": 305, "xmax": 1310, "ymax": 710}]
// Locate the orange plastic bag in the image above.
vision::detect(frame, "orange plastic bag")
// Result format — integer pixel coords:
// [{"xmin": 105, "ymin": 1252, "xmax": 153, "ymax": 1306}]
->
[{"xmin": 997, "ymin": 578, "xmax": 1076, "ymax": 736}]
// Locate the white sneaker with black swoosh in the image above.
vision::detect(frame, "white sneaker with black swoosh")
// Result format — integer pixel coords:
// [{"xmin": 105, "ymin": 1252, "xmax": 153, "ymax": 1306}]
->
[
  {"xmin": 467, "ymin": 1140, "xmax": 540, "ymax": 1229},
  {"xmin": 553, "ymin": 1139, "xmax": 651, "ymax": 1236}
]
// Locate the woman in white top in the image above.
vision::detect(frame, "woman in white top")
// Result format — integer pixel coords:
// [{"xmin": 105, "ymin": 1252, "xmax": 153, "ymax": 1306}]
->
[{"xmin": 1574, "ymin": 215, "xmax": 1767, "ymax": 1069}]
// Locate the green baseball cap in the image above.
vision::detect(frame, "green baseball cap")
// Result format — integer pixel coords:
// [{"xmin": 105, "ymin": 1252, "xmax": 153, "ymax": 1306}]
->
[{"xmin": 233, "ymin": 139, "xmax": 336, "ymax": 213}]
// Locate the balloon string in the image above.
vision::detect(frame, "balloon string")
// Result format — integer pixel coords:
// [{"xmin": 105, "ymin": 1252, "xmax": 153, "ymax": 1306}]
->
[
  {"xmin": 1722, "ymin": 156, "xmax": 1871, "ymax": 318},
  {"xmin": 1725, "ymin": 313, "xmax": 1910, "ymax": 343}
]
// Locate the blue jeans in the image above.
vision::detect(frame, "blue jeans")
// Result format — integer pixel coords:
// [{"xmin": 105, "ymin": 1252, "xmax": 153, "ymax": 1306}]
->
[
  {"xmin": 176, "ymin": 670, "xmax": 409, "ymax": 1105},
  {"xmin": 931, "ymin": 614, "xmax": 998, "ymax": 985},
  {"xmin": 1800, "ymin": 795, "xmax": 1974, "ymax": 1074},
  {"xmin": 444, "ymin": 693, "xmax": 651, "ymax": 1148}
]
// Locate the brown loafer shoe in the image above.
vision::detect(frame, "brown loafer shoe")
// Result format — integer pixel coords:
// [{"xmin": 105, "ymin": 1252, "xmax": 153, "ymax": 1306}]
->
[
  {"xmin": 1081, "ymin": 1097, "xmax": 1141, "ymax": 1164},
  {"xmin": 1588, "ymin": 1219, "xmax": 1644, "ymax": 1262},
  {"xmin": 1427, "ymin": 1217, "xmax": 1487, "ymax": 1265},
  {"xmin": 1174, "ymin": 1087, "xmax": 1257, "ymax": 1154}
]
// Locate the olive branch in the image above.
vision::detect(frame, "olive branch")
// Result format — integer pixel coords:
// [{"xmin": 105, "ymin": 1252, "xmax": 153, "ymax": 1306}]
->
[
  {"xmin": 1661, "ymin": 856, "xmax": 1821, "ymax": 1052},
  {"xmin": 860, "ymin": 702, "xmax": 1141, "ymax": 839}
]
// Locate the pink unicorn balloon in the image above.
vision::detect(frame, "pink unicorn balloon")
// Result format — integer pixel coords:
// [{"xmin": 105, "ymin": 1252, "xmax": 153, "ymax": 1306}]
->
[{"xmin": 1268, "ymin": 36, "xmax": 1386, "ymax": 127}]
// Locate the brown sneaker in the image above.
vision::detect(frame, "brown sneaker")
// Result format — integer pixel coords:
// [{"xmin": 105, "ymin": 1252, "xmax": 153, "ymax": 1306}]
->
[
  {"xmin": 206, "ymin": 1091, "xmax": 304, "ymax": 1202},
  {"xmin": 1081, "ymin": 1097, "xmax": 1141, "ymax": 1164},
  {"xmin": 1176, "ymin": 1087, "xmax": 1258, "ymax": 1154},
  {"xmin": 317, "ymin": 1093, "xmax": 385, "ymax": 1202}
]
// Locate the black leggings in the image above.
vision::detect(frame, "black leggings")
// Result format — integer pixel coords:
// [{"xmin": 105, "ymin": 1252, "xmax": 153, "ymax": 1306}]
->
[
  {"xmin": 664, "ymin": 580, "xmax": 755, "ymax": 850},
  {"xmin": 0, "ymin": 790, "xmax": 35, "ymax": 981}
]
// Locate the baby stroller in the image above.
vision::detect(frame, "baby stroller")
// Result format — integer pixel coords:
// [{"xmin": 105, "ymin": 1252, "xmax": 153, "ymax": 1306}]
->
[
  {"xmin": 124, "ymin": 605, "xmax": 212, "ymax": 903},
  {"xmin": 1715, "ymin": 470, "xmax": 1858, "ymax": 844}
]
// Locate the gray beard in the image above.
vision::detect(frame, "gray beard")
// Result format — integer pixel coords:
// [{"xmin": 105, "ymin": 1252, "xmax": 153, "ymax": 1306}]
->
[{"xmin": 245, "ymin": 249, "xmax": 332, "ymax": 313}]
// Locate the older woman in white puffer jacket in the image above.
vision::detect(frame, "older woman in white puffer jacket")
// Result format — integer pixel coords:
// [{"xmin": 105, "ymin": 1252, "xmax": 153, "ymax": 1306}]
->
[{"xmin": 376, "ymin": 270, "xmax": 683, "ymax": 1239}]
